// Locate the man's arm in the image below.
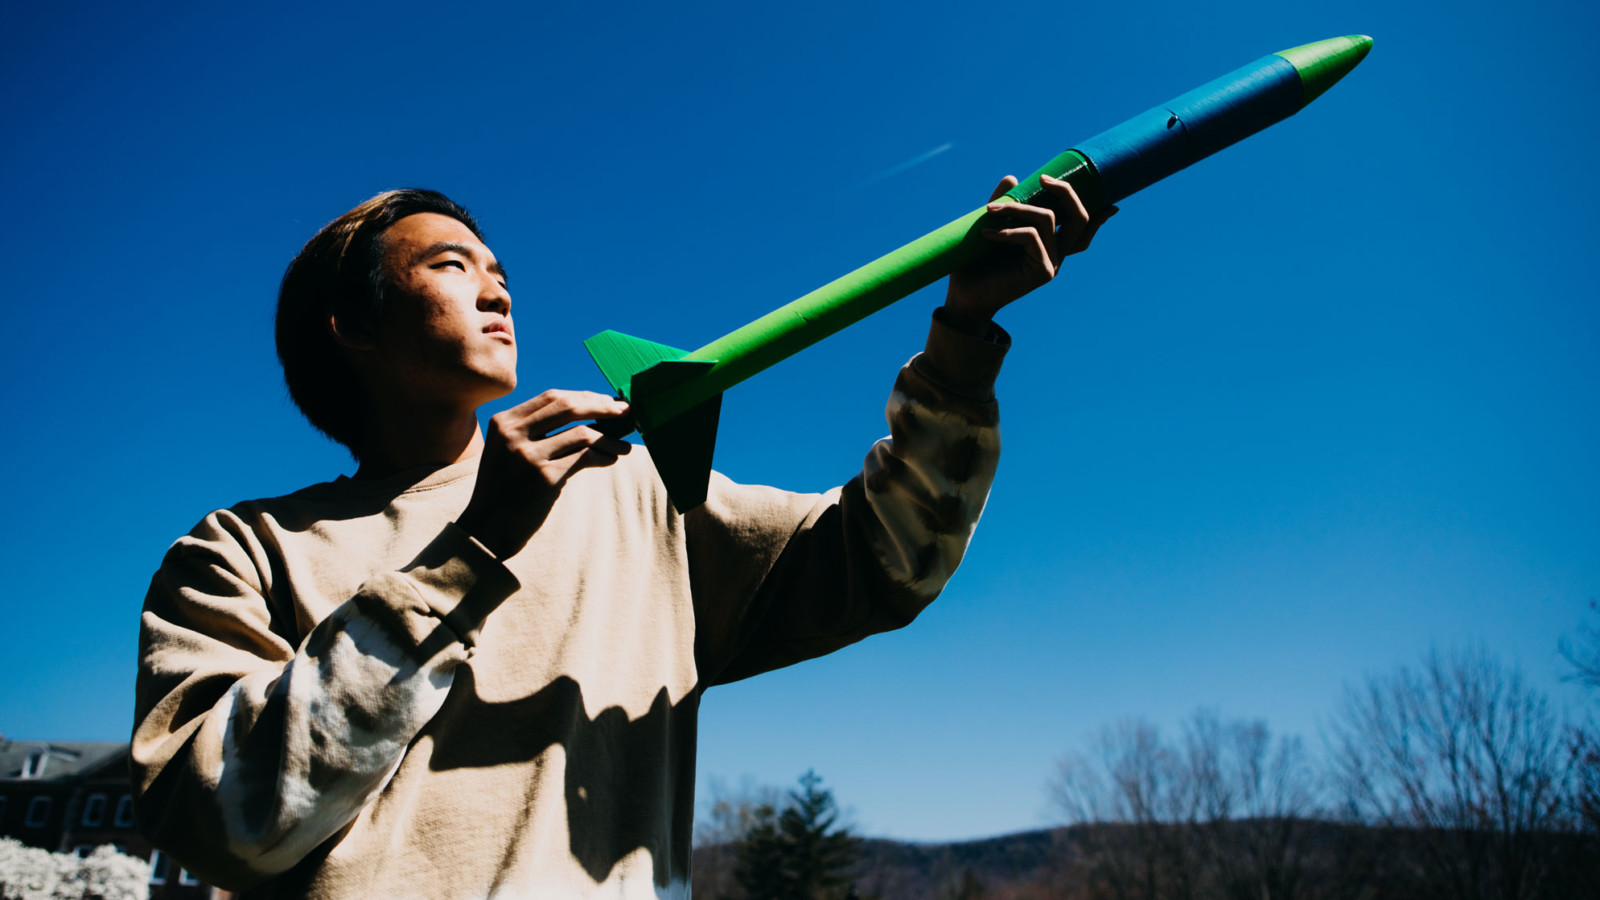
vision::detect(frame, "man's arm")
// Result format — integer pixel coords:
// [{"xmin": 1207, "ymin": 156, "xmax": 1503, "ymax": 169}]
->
[
  {"xmin": 132, "ymin": 518, "xmax": 518, "ymax": 890},
  {"xmin": 687, "ymin": 177, "xmax": 1115, "ymax": 682},
  {"xmin": 687, "ymin": 308, "xmax": 1010, "ymax": 683},
  {"xmin": 134, "ymin": 387, "xmax": 637, "ymax": 890}
]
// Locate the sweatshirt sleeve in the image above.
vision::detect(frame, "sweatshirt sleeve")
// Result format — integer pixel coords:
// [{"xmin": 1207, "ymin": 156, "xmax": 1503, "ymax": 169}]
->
[
  {"xmin": 131, "ymin": 518, "xmax": 519, "ymax": 891},
  {"xmin": 689, "ymin": 308, "xmax": 1008, "ymax": 684}
]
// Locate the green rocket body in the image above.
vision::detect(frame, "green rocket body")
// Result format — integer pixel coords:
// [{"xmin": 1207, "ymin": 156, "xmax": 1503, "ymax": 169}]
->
[{"xmin": 586, "ymin": 35, "xmax": 1372, "ymax": 512}]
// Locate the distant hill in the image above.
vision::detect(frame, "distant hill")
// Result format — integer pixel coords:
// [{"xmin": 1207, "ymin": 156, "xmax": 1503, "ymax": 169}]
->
[
  {"xmin": 849, "ymin": 827, "xmax": 1072, "ymax": 898},
  {"xmin": 694, "ymin": 825, "xmax": 1084, "ymax": 899},
  {"xmin": 694, "ymin": 820, "xmax": 1600, "ymax": 899}
]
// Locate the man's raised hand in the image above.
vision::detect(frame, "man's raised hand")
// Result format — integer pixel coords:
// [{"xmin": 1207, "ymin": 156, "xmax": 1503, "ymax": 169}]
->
[
  {"xmin": 943, "ymin": 174, "xmax": 1118, "ymax": 333},
  {"xmin": 455, "ymin": 390, "xmax": 632, "ymax": 558}
]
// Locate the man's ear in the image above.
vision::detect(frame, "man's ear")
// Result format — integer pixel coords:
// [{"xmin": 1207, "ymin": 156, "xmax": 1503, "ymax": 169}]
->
[{"xmin": 328, "ymin": 313, "xmax": 375, "ymax": 351}]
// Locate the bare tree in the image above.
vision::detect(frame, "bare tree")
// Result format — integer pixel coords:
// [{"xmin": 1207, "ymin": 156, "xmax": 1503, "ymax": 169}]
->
[
  {"xmin": 1326, "ymin": 646, "xmax": 1574, "ymax": 900},
  {"xmin": 1558, "ymin": 601, "xmax": 1600, "ymax": 692},
  {"xmin": 1558, "ymin": 603, "xmax": 1600, "ymax": 892},
  {"xmin": 1559, "ymin": 602, "xmax": 1600, "ymax": 834},
  {"xmin": 1184, "ymin": 711, "xmax": 1319, "ymax": 900},
  {"xmin": 1051, "ymin": 711, "xmax": 1318, "ymax": 900},
  {"xmin": 1052, "ymin": 718, "xmax": 1196, "ymax": 899}
]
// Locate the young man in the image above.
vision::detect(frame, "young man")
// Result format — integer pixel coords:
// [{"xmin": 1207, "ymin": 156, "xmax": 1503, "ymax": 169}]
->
[{"xmin": 132, "ymin": 178, "xmax": 1111, "ymax": 898}]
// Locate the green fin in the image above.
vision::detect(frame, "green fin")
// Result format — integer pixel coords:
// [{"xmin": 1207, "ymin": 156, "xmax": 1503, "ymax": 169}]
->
[
  {"xmin": 585, "ymin": 333, "xmax": 723, "ymax": 510},
  {"xmin": 638, "ymin": 390, "xmax": 722, "ymax": 513},
  {"xmin": 583, "ymin": 330, "xmax": 688, "ymax": 400}
]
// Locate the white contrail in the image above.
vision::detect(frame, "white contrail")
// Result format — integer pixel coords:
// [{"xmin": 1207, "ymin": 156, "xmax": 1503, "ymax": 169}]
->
[{"xmin": 863, "ymin": 142, "xmax": 954, "ymax": 184}]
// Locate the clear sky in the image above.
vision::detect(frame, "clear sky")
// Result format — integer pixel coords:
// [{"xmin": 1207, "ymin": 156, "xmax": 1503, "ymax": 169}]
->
[{"xmin": 1, "ymin": 0, "xmax": 1595, "ymax": 842}]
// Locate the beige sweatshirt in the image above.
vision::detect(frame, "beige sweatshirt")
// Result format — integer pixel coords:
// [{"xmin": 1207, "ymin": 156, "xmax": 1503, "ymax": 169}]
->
[{"xmin": 132, "ymin": 313, "xmax": 1007, "ymax": 899}]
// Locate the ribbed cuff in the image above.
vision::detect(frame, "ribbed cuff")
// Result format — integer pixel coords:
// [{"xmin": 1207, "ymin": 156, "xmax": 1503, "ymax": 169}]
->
[
  {"xmin": 401, "ymin": 523, "xmax": 522, "ymax": 646},
  {"xmin": 914, "ymin": 307, "xmax": 1011, "ymax": 401}
]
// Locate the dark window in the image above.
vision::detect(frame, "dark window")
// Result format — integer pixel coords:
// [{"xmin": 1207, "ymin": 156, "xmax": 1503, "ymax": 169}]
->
[
  {"xmin": 113, "ymin": 795, "xmax": 135, "ymax": 828},
  {"xmin": 83, "ymin": 793, "xmax": 107, "ymax": 827},
  {"xmin": 149, "ymin": 849, "xmax": 167, "ymax": 885},
  {"xmin": 179, "ymin": 869, "xmax": 201, "ymax": 886},
  {"xmin": 25, "ymin": 796, "xmax": 52, "ymax": 828}
]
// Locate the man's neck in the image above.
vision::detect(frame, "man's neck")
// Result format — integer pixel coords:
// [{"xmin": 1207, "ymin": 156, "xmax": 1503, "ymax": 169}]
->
[{"xmin": 354, "ymin": 400, "xmax": 484, "ymax": 480}]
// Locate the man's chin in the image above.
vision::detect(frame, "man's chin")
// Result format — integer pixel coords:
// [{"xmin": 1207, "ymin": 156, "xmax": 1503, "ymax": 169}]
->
[{"xmin": 463, "ymin": 374, "xmax": 515, "ymax": 410}]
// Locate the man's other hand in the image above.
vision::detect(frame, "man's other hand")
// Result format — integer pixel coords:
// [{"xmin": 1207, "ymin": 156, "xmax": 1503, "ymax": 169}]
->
[
  {"xmin": 455, "ymin": 390, "xmax": 632, "ymax": 558},
  {"xmin": 943, "ymin": 174, "xmax": 1118, "ymax": 333}
]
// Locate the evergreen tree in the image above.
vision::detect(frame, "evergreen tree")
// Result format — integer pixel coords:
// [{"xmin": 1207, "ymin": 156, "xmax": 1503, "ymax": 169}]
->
[
  {"xmin": 735, "ymin": 801, "xmax": 789, "ymax": 900},
  {"xmin": 735, "ymin": 770, "xmax": 862, "ymax": 900}
]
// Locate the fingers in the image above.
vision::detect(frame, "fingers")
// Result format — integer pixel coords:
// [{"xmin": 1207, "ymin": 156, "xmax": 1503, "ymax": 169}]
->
[
  {"xmin": 541, "ymin": 424, "xmax": 632, "ymax": 461},
  {"xmin": 484, "ymin": 389, "xmax": 634, "ymax": 484},
  {"xmin": 523, "ymin": 389, "xmax": 631, "ymax": 421},
  {"xmin": 1065, "ymin": 206, "xmax": 1119, "ymax": 257},
  {"xmin": 1000, "ymin": 175, "xmax": 1112, "ymax": 263},
  {"xmin": 534, "ymin": 426, "xmax": 631, "ymax": 491},
  {"xmin": 463, "ymin": 389, "xmax": 634, "ymax": 557},
  {"xmin": 988, "ymin": 175, "xmax": 1019, "ymax": 203},
  {"xmin": 973, "ymin": 172, "xmax": 1118, "ymax": 284},
  {"xmin": 981, "ymin": 225, "xmax": 1055, "ymax": 280},
  {"xmin": 984, "ymin": 198, "xmax": 1061, "ymax": 273},
  {"xmin": 986, "ymin": 199, "xmax": 1058, "ymax": 238},
  {"xmin": 592, "ymin": 410, "xmax": 637, "ymax": 439},
  {"xmin": 1039, "ymin": 174, "xmax": 1091, "ymax": 231},
  {"xmin": 501, "ymin": 389, "xmax": 631, "ymax": 435},
  {"xmin": 554, "ymin": 441, "xmax": 633, "ymax": 479}
]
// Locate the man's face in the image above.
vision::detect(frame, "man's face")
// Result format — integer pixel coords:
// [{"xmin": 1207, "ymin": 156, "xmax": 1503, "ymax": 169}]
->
[{"xmin": 358, "ymin": 212, "xmax": 517, "ymax": 409}]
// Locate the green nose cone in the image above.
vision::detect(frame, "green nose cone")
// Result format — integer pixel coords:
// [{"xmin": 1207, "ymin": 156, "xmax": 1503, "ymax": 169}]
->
[{"xmin": 1276, "ymin": 35, "xmax": 1373, "ymax": 108}]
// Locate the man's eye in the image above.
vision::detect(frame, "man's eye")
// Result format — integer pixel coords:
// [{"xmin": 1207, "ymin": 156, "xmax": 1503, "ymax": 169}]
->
[{"xmin": 432, "ymin": 259, "xmax": 466, "ymax": 271}]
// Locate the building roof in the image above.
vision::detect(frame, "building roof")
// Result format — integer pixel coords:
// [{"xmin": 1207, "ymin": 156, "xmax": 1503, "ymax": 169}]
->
[{"xmin": 0, "ymin": 740, "xmax": 128, "ymax": 782}]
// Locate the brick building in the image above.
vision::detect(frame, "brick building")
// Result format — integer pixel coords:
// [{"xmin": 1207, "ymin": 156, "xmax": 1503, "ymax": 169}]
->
[{"xmin": 0, "ymin": 738, "xmax": 225, "ymax": 899}]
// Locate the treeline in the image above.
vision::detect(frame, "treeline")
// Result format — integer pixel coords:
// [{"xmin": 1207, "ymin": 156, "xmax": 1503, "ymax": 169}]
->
[
  {"xmin": 1047, "ymin": 647, "xmax": 1594, "ymax": 898},
  {"xmin": 697, "ymin": 638, "xmax": 1600, "ymax": 899}
]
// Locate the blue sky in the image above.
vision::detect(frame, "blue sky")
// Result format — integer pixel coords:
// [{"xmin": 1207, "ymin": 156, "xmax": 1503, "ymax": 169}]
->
[{"xmin": 1, "ymin": 0, "xmax": 1595, "ymax": 842}]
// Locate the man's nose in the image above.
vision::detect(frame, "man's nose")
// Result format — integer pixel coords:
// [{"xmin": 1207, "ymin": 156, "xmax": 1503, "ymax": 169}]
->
[{"xmin": 479, "ymin": 277, "xmax": 511, "ymax": 315}]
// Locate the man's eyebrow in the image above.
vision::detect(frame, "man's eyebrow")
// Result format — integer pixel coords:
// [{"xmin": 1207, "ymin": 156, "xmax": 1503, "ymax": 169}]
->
[{"xmin": 410, "ymin": 241, "xmax": 509, "ymax": 284}]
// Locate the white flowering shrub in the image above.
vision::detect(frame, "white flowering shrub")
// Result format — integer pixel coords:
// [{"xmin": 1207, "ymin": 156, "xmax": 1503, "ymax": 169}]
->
[{"xmin": 0, "ymin": 839, "xmax": 149, "ymax": 900}]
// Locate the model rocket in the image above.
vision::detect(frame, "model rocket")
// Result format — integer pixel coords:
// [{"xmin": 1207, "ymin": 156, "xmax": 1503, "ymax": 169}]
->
[{"xmin": 586, "ymin": 35, "xmax": 1373, "ymax": 512}]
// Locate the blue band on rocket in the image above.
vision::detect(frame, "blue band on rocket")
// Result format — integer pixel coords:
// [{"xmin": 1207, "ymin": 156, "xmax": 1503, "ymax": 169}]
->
[{"xmin": 1075, "ymin": 54, "xmax": 1303, "ymax": 203}]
